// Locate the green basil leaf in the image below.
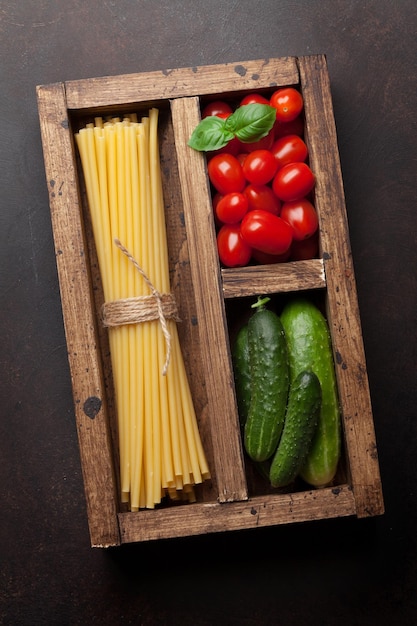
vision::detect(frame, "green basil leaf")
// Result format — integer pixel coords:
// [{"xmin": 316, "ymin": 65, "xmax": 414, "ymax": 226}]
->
[
  {"xmin": 187, "ymin": 116, "xmax": 234, "ymax": 151},
  {"xmin": 225, "ymin": 103, "xmax": 276, "ymax": 143}
]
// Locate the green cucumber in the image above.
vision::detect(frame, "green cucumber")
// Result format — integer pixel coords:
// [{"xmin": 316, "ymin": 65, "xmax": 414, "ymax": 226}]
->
[
  {"xmin": 232, "ymin": 324, "xmax": 251, "ymax": 429},
  {"xmin": 269, "ymin": 370, "xmax": 321, "ymax": 488},
  {"xmin": 244, "ymin": 297, "xmax": 290, "ymax": 462},
  {"xmin": 280, "ymin": 298, "xmax": 341, "ymax": 487},
  {"xmin": 232, "ymin": 321, "xmax": 274, "ymax": 479}
]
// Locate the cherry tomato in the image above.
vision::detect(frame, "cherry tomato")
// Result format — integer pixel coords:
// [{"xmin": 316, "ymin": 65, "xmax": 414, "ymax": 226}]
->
[
  {"xmin": 274, "ymin": 117, "xmax": 304, "ymax": 139},
  {"xmin": 242, "ymin": 149, "xmax": 278, "ymax": 185},
  {"xmin": 251, "ymin": 247, "xmax": 291, "ymax": 265},
  {"xmin": 271, "ymin": 134, "xmax": 308, "ymax": 170},
  {"xmin": 215, "ymin": 192, "xmax": 249, "ymax": 224},
  {"xmin": 244, "ymin": 184, "xmax": 281, "ymax": 215},
  {"xmin": 238, "ymin": 128, "xmax": 275, "ymax": 153},
  {"xmin": 280, "ymin": 199, "xmax": 318, "ymax": 241},
  {"xmin": 208, "ymin": 153, "xmax": 246, "ymax": 195},
  {"xmin": 270, "ymin": 88, "xmax": 304, "ymax": 122},
  {"xmin": 240, "ymin": 93, "xmax": 270, "ymax": 106},
  {"xmin": 272, "ymin": 162, "xmax": 315, "ymax": 202},
  {"xmin": 217, "ymin": 223, "xmax": 252, "ymax": 267},
  {"xmin": 236, "ymin": 152, "xmax": 249, "ymax": 167},
  {"xmin": 201, "ymin": 100, "xmax": 233, "ymax": 118},
  {"xmin": 274, "ymin": 115, "xmax": 304, "ymax": 138},
  {"xmin": 212, "ymin": 192, "xmax": 224, "ymax": 227},
  {"xmin": 240, "ymin": 209, "xmax": 293, "ymax": 255},
  {"xmin": 290, "ymin": 231, "xmax": 319, "ymax": 261}
]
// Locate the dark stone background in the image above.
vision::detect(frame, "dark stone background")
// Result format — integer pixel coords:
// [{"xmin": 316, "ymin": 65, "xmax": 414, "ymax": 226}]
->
[{"xmin": 1, "ymin": 1, "xmax": 416, "ymax": 624}]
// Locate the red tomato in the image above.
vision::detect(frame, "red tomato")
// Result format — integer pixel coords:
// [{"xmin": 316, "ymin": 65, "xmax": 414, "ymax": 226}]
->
[
  {"xmin": 242, "ymin": 149, "xmax": 278, "ymax": 185},
  {"xmin": 208, "ymin": 153, "xmax": 246, "ymax": 195},
  {"xmin": 290, "ymin": 231, "xmax": 319, "ymax": 261},
  {"xmin": 272, "ymin": 162, "xmax": 315, "ymax": 202},
  {"xmin": 240, "ymin": 209, "xmax": 293, "ymax": 255},
  {"xmin": 239, "ymin": 128, "xmax": 275, "ymax": 153},
  {"xmin": 215, "ymin": 192, "xmax": 249, "ymax": 224},
  {"xmin": 240, "ymin": 93, "xmax": 270, "ymax": 106},
  {"xmin": 251, "ymin": 248, "xmax": 291, "ymax": 265},
  {"xmin": 212, "ymin": 192, "xmax": 223, "ymax": 210},
  {"xmin": 280, "ymin": 199, "xmax": 318, "ymax": 241},
  {"xmin": 244, "ymin": 184, "xmax": 281, "ymax": 215},
  {"xmin": 212, "ymin": 192, "xmax": 223, "ymax": 227},
  {"xmin": 236, "ymin": 152, "xmax": 249, "ymax": 167},
  {"xmin": 271, "ymin": 134, "xmax": 308, "ymax": 170},
  {"xmin": 274, "ymin": 115, "xmax": 304, "ymax": 138},
  {"xmin": 270, "ymin": 88, "xmax": 304, "ymax": 122},
  {"xmin": 201, "ymin": 100, "xmax": 233, "ymax": 118},
  {"xmin": 217, "ymin": 223, "xmax": 252, "ymax": 267}
]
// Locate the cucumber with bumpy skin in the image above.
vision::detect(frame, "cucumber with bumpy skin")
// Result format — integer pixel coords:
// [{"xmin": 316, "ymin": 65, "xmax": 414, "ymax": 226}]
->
[
  {"xmin": 269, "ymin": 370, "xmax": 321, "ymax": 488},
  {"xmin": 244, "ymin": 297, "xmax": 289, "ymax": 462},
  {"xmin": 232, "ymin": 322, "xmax": 273, "ymax": 479},
  {"xmin": 280, "ymin": 298, "xmax": 341, "ymax": 487},
  {"xmin": 232, "ymin": 324, "xmax": 251, "ymax": 429}
]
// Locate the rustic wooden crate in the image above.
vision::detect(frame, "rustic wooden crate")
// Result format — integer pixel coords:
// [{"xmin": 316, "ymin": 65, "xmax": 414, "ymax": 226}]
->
[{"xmin": 37, "ymin": 55, "xmax": 384, "ymax": 547}]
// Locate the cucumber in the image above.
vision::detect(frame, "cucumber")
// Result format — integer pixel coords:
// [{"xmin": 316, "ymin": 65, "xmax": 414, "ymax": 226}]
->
[
  {"xmin": 232, "ymin": 320, "xmax": 275, "ymax": 479},
  {"xmin": 269, "ymin": 370, "xmax": 321, "ymax": 488},
  {"xmin": 244, "ymin": 297, "xmax": 290, "ymax": 462},
  {"xmin": 232, "ymin": 324, "xmax": 251, "ymax": 428},
  {"xmin": 280, "ymin": 298, "xmax": 341, "ymax": 487}
]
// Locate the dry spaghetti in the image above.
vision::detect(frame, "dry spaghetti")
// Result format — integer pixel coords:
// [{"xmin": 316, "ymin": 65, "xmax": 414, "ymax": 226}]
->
[{"xmin": 75, "ymin": 109, "xmax": 210, "ymax": 510}]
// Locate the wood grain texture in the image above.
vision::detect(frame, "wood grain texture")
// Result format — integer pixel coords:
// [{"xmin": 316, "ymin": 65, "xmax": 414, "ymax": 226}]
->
[
  {"xmin": 298, "ymin": 55, "xmax": 384, "ymax": 517},
  {"xmin": 170, "ymin": 96, "xmax": 248, "ymax": 503},
  {"xmin": 118, "ymin": 483, "xmax": 356, "ymax": 543},
  {"xmin": 64, "ymin": 57, "xmax": 299, "ymax": 112},
  {"xmin": 36, "ymin": 83, "xmax": 121, "ymax": 547},
  {"xmin": 222, "ymin": 259, "xmax": 326, "ymax": 298}
]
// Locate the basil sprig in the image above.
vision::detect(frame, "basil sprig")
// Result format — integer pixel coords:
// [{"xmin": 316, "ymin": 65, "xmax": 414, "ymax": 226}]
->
[{"xmin": 188, "ymin": 103, "xmax": 276, "ymax": 152}]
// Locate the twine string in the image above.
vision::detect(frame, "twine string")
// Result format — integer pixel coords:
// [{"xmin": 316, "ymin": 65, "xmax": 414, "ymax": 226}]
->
[{"xmin": 101, "ymin": 238, "xmax": 180, "ymax": 376}]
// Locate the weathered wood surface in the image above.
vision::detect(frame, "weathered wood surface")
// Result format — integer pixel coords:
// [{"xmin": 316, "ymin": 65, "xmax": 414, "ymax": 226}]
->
[
  {"xmin": 118, "ymin": 483, "xmax": 356, "ymax": 543},
  {"xmin": 171, "ymin": 95, "xmax": 248, "ymax": 503},
  {"xmin": 36, "ymin": 83, "xmax": 121, "ymax": 547},
  {"xmin": 63, "ymin": 57, "xmax": 299, "ymax": 111},
  {"xmin": 299, "ymin": 55, "xmax": 384, "ymax": 517},
  {"xmin": 222, "ymin": 259, "xmax": 326, "ymax": 298}
]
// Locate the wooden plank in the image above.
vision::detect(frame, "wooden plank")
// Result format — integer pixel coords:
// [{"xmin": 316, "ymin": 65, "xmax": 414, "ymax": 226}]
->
[
  {"xmin": 170, "ymin": 96, "xmax": 248, "ymax": 503},
  {"xmin": 36, "ymin": 83, "xmax": 121, "ymax": 547},
  {"xmin": 298, "ymin": 55, "xmax": 384, "ymax": 518},
  {"xmin": 118, "ymin": 484, "xmax": 356, "ymax": 543},
  {"xmin": 64, "ymin": 57, "xmax": 299, "ymax": 111},
  {"xmin": 222, "ymin": 258, "xmax": 326, "ymax": 298}
]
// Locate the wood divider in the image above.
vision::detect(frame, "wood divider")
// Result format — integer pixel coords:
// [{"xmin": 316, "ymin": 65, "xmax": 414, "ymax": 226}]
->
[{"xmin": 170, "ymin": 95, "xmax": 248, "ymax": 503}]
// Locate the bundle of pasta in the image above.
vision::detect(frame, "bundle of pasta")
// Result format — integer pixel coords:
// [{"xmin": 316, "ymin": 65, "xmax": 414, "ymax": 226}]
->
[{"xmin": 75, "ymin": 109, "xmax": 210, "ymax": 510}]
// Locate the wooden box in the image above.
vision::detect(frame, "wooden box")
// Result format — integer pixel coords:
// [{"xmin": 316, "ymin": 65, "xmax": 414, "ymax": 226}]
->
[{"xmin": 37, "ymin": 55, "xmax": 384, "ymax": 547}]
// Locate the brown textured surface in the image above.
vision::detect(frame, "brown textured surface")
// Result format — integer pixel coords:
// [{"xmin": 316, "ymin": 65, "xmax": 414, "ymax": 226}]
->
[{"xmin": 1, "ymin": 1, "xmax": 416, "ymax": 623}]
